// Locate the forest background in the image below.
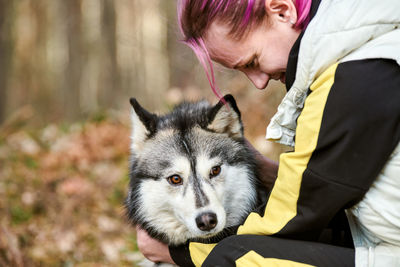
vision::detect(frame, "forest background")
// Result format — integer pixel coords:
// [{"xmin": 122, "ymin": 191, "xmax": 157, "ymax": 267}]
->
[{"xmin": 0, "ymin": 0, "xmax": 286, "ymax": 266}]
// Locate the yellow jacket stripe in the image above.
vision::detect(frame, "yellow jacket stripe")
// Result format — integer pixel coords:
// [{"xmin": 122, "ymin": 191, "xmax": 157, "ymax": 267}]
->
[
  {"xmin": 237, "ymin": 63, "xmax": 339, "ymax": 235},
  {"xmin": 189, "ymin": 242, "xmax": 216, "ymax": 267}
]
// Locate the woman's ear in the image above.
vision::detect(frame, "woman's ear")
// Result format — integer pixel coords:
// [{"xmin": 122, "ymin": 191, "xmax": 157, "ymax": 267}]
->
[{"xmin": 264, "ymin": 0, "xmax": 298, "ymax": 25}]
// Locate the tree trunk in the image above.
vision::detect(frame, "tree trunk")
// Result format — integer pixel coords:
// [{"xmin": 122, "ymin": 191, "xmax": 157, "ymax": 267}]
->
[
  {"xmin": 0, "ymin": 0, "xmax": 14, "ymax": 124},
  {"xmin": 99, "ymin": 0, "xmax": 120, "ymax": 109},
  {"xmin": 62, "ymin": 0, "xmax": 83, "ymax": 121}
]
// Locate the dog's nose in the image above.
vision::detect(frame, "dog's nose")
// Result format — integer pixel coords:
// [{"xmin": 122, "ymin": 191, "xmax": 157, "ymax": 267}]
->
[{"xmin": 196, "ymin": 212, "xmax": 218, "ymax": 231}]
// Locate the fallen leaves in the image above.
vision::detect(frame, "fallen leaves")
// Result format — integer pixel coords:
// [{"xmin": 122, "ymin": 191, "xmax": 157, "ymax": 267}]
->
[
  {"xmin": 0, "ymin": 225, "xmax": 24, "ymax": 267},
  {"xmin": 58, "ymin": 176, "xmax": 94, "ymax": 196},
  {"xmin": 0, "ymin": 119, "xmax": 141, "ymax": 266}
]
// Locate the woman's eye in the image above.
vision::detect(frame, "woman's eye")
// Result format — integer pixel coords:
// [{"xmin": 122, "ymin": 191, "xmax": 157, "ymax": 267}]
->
[
  {"xmin": 245, "ymin": 61, "xmax": 254, "ymax": 69},
  {"xmin": 210, "ymin": 166, "xmax": 221, "ymax": 178},
  {"xmin": 245, "ymin": 58, "xmax": 256, "ymax": 69},
  {"xmin": 167, "ymin": 175, "xmax": 183, "ymax": 185}
]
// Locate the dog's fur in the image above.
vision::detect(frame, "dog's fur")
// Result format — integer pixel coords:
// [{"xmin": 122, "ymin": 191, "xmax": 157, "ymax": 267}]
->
[{"xmin": 125, "ymin": 94, "xmax": 264, "ymax": 246}]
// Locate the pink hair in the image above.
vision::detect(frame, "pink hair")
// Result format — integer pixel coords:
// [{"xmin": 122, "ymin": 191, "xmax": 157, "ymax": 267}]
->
[{"xmin": 177, "ymin": 0, "xmax": 312, "ymax": 99}]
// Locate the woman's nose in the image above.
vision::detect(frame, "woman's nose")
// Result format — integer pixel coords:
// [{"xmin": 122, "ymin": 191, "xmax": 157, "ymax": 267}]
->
[{"xmin": 244, "ymin": 71, "xmax": 270, "ymax": 90}]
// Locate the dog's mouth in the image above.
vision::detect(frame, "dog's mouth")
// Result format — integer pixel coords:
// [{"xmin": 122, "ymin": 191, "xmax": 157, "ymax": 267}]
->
[
  {"xmin": 194, "ymin": 225, "xmax": 223, "ymax": 237},
  {"xmin": 198, "ymin": 231, "xmax": 219, "ymax": 238},
  {"xmin": 195, "ymin": 225, "xmax": 224, "ymax": 238}
]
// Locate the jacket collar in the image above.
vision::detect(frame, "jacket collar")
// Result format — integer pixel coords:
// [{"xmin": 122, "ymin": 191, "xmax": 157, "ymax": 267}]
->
[{"xmin": 285, "ymin": 0, "xmax": 322, "ymax": 91}]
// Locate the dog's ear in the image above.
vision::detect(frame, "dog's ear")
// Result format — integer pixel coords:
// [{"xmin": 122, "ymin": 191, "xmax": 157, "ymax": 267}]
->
[
  {"xmin": 129, "ymin": 98, "xmax": 158, "ymax": 151},
  {"xmin": 207, "ymin": 94, "xmax": 243, "ymax": 138}
]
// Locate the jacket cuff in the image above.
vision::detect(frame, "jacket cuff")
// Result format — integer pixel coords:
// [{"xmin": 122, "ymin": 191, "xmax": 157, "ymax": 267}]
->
[{"xmin": 169, "ymin": 243, "xmax": 195, "ymax": 267}]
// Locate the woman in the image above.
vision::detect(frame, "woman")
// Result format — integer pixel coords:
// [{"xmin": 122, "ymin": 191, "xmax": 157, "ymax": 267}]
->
[{"xmin": 136, "ymin": 0, "xmax": 400, "ymax": 266}]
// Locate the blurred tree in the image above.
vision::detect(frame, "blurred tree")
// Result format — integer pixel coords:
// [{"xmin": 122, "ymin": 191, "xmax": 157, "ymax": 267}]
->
[
  {"xmin": 62, "ymin": 0, "xmax": 83, "ymax": 120},
  {"xmin": 0, "ymin": 0, "xmax": 14, "ymax": 123},
  {"xmin": 0, "ymin": 0, "xmax": 213, "ymax": 125},
  {"xmin": 0, "ymin": 0, "xmax": 285, "ymax": 154},
  {"xmin": 99, "ymin": 0, "xmax": 120, "ymax": 108}
]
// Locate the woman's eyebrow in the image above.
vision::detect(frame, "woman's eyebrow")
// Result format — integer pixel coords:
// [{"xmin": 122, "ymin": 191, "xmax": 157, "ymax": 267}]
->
[{"xmin": 233, "ymin": 54, "xmax": 255, "ymax": 69}]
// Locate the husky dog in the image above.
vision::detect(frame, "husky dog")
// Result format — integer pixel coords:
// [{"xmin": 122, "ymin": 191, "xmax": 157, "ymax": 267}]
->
[{"xmin": 125, "ymin": 94, "xmax": 262, "ymax": 246}]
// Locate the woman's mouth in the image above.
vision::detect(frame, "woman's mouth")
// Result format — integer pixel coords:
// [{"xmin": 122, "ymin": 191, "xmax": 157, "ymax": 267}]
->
[
  {"xmin": 280, "ymin": 72, "xmax": 286, "ymax": 84},
  {"xmin": 270, "ymin": 72, "xmax": 286, "ymax": 84}
]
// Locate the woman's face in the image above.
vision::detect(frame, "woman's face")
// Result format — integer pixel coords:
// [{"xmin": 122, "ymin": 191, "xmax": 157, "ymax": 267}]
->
[{"xmin": 204, "ymin": 17, "xmax": 301, "ymax": 90}]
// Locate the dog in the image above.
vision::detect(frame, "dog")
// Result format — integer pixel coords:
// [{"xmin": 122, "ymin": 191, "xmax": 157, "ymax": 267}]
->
[{"xmin": 125, "ymin": 94, "xmax": 266, "ymax": 247}]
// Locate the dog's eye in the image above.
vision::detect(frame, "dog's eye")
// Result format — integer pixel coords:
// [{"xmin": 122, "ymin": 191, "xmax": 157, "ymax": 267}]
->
[
  {"xmin": 210, "ymin": 166, "xmax": 221, "ymax": 178},
  {"xmin": 167, "ymin": 175, "xmax": 183, "ymax": 185}
]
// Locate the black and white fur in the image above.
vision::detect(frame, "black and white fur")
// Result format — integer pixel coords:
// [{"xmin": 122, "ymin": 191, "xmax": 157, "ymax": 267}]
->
[{"xmin": 125, "ymin": 94, "xmax": 261, "ymax": 246}]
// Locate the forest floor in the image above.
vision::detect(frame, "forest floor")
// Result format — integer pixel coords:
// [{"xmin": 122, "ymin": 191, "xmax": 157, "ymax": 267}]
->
[{"xmin": 0, "ymin": 111, "xmax": 145, "ymax": 266}]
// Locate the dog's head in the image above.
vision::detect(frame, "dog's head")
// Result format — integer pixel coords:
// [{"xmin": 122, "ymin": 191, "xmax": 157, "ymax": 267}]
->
[{"xmin": 125, "ymin": 95, "xmax": 257, "ymax": 245}]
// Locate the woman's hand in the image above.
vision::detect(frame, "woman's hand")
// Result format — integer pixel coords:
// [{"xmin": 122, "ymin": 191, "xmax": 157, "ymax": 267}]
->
[{"xmin": 136, "ymin": 225, "xmax": 176, "ymax": 265}]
